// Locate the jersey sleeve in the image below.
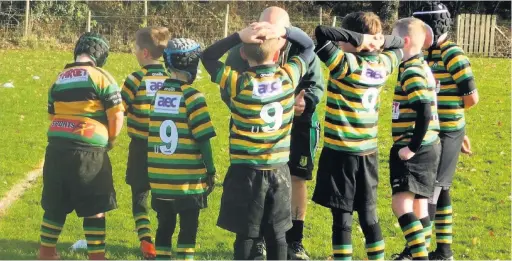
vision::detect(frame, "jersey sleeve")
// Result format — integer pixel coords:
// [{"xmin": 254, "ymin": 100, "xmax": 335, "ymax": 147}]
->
[
  {"xmin": 213, "ymin": 64, "xmax": 241, "ymax": 99},
  {"xmin": 185, "ymin": 90, "xmax": 216, "ymax": 142},
  {"xmin": 440, "ymin": 42, "xmax": 476, "ymax": 95},
  {"xmin": 324, "ymin": 48, "xmax": 359, "ymax": 80},
  {"xmin": 380, "ymin": 49, "xmax": 403, "ymax": 75},
  {"xmin": 96, "ymin": 69, "xmax": 124, "ymax": 117},
  {"xmin": 48, "ymin": 84, "xmax": 55, "ymax": 115},
  {"xmin": 121, "ymin": 71, "xmax": 143, "ymax": 112},
  {"xmin": 282, "ymin": 56, "xmax": 307, "ymax": 88},
  {"xmin": 402, "ymin": 68, "xmax": 431, "ymax": 106}
]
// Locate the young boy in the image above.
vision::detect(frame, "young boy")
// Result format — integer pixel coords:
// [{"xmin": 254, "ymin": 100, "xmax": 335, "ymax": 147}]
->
[
  {"xmin": 121, "ymin": 26, "xmax": 170, "ymax": 259},
  {"xmin": 200, "ymin": 23, "xmax": 314, "ymax": 260},
  {"xmin": 389, "ymin": 18, "xmax": 441, "ymax": 260},
  {"xmin": 413, "ymin": 2, "xmax": 479, "ymax": 260},
  {"xmin": 39, "ymin": 32, "xmax": 124, "ymax": 260},
  {"xmin": 148, "ymin": 38, "xmax": 216, "ymax": 261},
  {"xmin": 312, "ymin": 12, "xmax": 403, "ymax": 260}
]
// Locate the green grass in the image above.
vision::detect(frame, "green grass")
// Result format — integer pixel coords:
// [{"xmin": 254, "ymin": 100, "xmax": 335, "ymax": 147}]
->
[{"xmin": 0, "ymin": 50, "xmax": 510, "ymax": 260}]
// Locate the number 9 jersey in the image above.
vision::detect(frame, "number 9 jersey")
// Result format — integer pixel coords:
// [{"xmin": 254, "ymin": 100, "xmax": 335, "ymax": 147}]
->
[{"xmin": 147, "ymin": 79, "xmax": 216, "ymax": 200}]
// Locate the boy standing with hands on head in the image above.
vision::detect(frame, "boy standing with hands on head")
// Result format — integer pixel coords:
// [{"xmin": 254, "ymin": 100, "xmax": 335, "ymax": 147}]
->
[
  {"xmin": 313, "ymin": 12, "xmax": 404, "ymax": 260},
  {"xmin": 121, "ymin": 26, "xmax": 171, "ymax": 259},
  {"xmin": 389, "ymin": 18, "xmax": 441, "ymax": 260},
  {"xmin": 201, "ymin": 22, "xmax": 314, "ymax": 260},
  {"xmin": 149, "ymin": 38, "xmax": 217, "ymax": 261}
]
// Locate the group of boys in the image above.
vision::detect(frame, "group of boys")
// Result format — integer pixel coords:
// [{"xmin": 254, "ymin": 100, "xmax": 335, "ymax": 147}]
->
[{"xmin": 37, "ymin": 2, "xmax": 478, "ymax": 261}]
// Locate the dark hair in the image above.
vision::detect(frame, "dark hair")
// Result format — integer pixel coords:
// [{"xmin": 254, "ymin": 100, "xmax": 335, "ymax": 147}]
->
[{"xmin": 341, "ymin": 12, "xmax": 382, "ymax": 34}]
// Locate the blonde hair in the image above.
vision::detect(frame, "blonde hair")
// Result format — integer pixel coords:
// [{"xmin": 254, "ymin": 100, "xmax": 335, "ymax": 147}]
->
[
  {"xmin": 393, "ymin": 18, "xmax": 426, "ymax": 47},
  {"xmin": 242, "ymin": 38, "xmax": 279, "ymax": 64},
  {"xmin": 135, "ymin": 26, "xmax": 170, "ymax": 58},
  {"xmin": 342, "ymin": 12, "xmax": 382, "ymax": 34}
]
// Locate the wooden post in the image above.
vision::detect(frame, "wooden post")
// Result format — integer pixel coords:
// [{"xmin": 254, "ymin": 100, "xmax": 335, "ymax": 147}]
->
[
  {"xmin": 468, "ymin": 14, "xmax": 475, "ymax": 54},
  {"xmin": 490, "ymin": 15, "xmax": 497, "ymax": 57},
  {"xmin": 86, "ymin": 10, "xmax": 91, "ymax": 32},
  {"xmin": 332, "ymin": 16, "xmax": 336, "ymax": 27},
  {"xmin": 24, "ymin": 0, "xmax": 29, "ymax": 37},
  {"xmin": 143, "ymin": 0, "xmax": 148, "ymax": 27},
  {"xmin": 456, "ymin": 14, "xmax": 461, "ymax": 45},
  {"xmin": 483, "ymin": 15, "xmax": 491, "ymax": 56},
  {"xmin": 474, "ymin": 15, "xmax": 480, "ymax": 54},
  {"xmin": 478, "ymin": 14, "xmax": 486, "ymax": 54},
  {"xmin": 458, "ymin": 14, "xmax": 465, "ymax": 47},
  {"xmin": 464, "ymin": 14, "xmax": 470, "ymax": 52},
  {"xmin": 319, "ymin": 6, "xmax": 322, "ymax": 25},
  {"xmin": 224, "ymin": 4, "xmax": 229, "ymax": 37}
]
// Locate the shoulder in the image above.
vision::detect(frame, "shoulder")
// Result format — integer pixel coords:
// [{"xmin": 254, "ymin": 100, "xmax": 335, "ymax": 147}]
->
[
  {"xmin": 89, "ymin": 67, "xmax": 117, "ymax": 86},
  {"xmin": 440, "ymin": 41, "xmax": 464, "ymax": 55}
]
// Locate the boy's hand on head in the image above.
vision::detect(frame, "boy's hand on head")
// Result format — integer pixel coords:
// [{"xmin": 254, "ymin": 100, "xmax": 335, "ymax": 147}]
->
[
  {"xmin": 398, "ymin": 146, "xmax": 415, "ymax": 161},
  {"xmin": 238, "ymin": 26, "xmax": 265, "ymax": 44},
  {"xmin": 362, "ymin": 33, "xmax": 385, "ymax": 52}
]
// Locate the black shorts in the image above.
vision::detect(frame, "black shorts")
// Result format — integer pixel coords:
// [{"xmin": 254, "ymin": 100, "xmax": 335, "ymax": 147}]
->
[
  {"xmin": 389, "ymin": 142, "xmax": 441, "ymax": 198},
  {"xmin": 41, "ymin": 144, "xmax": 117, "ymax": 217},
  {"xmin": 288, "ymin": 117, "xmax": 320, "ymax": 181},
  {"xmin": 152, "ymin": 197, "xmax": 203, "ymax": 215},
  {"xmin": 126, "ymin": 138, "xmax": 151, "ymax": 191},
  {"xmin": 312, "ymin": 148, "xmax": 379, "ymax": 212},
  {"xmin": 151, "ymin": 193, "xmax": 206, "ymax": 212},
  {"xmin": 217, "ymin": 164, "xmax": 292, "ymax": 237},
  {"xmin": 436, "ymin": 128, "xmax": 465, "ymax": 187}
]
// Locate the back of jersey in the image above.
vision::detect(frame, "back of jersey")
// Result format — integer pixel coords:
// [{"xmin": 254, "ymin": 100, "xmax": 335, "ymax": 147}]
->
[
  {"xmin": 47, "ymin": 62, "xmax": 123, "ymax": 148},
  {"xmin": 147, "ymin": 79, "xmax": 216, "ymax": 200}
]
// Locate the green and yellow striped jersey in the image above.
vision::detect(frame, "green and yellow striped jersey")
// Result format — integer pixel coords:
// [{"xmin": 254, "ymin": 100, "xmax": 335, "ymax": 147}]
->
[
  {"xmin": 392, "ymin": 55, "xmax": 440, "ymax": 146},
  {"xmin": 147, "ymin": 79, "xmax": 216, "ymax": 200},
  {"xmin": 323, "ymin": 48, "xmax": 401, "ymax": 154},
  {"xmin": 121, "ymin": 64, "xmax": 171, "ymax": 139},
  {"xmin": 423, "ymin": 41, "xmax": 475, "ymax": 132},
  {"xmin": 212, "ymin": 57, "xmax": 306, "ymax": 168},
  {"xmin": 47, "ymin": 62, "xmax": 124, "ymax": 147}
]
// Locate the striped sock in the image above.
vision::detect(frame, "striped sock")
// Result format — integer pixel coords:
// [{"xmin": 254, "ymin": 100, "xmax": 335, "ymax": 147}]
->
[
  {"xmin": 134, "ymin": 212, "xmax": 152, "ymax": 242},
  {"xmin": 83, "ymin": 217, "xmax": 106, "ymax": 256},
  {"xmin": 435, "ymin": 205, "xmax": 453, "ymax": 253},
  {"xmin": 40, "ymin": 212, "xmax": 65, "ymax": 247},
  {"xmin": 419, "ymin": 217, "xmax": 432, "ymax": 249},
  {"xmin": 176, "ymin": 244, "xmax": 195, "ymax": 261},
  {"xmin": 333, "ymin": 244, "xmax": 352, "ymax": 260},
  {"xmin": 398, "ymin": 213, "xmax": 428, "ymax": 260},
  {"xmin": 156, "ymin": 246, "xmax": 172, "ymax": 260},
  {"xmin": 363, "ymin": 223, "xmax": 385, "ymax": 260}
]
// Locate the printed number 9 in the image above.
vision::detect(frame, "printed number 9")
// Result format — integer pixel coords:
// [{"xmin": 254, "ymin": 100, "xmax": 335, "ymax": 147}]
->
[
  {"xmin": 159, "ymin": 120, "xmax": 178, "ymax": 155},
  {"xmin": 260, "ymin": 102, "xmax": 283, "ymax": 133}
]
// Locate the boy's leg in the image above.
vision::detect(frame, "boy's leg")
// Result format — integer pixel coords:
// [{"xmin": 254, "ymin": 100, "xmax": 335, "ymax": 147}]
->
[
  {"xmin": 83, "ymin": 213, "xmax": 106, "ymax": 260},
  {"xmin": 153, "ymin": 199, "xmax": 177, "ymax": 260},
  {"xmin": 331, "ymin": 208, "xmax": 353, "ymax": 260},
  {"xmin": 413, "ymin": 196, "xmax": 432, "ymax": 249},
  {"xmin": 358, "ymin": 209, "xmax": 384, "ymax": 260},
  {"xmin": 39, "ymin": 211, "xmax": 67, "ymax": 260},
  {"xmin": 392, "ymin": 192, "xmax": 428, "ymax": 260},
  {"xmin": 433, "ymin": 189, "xmax": 453, "ymax": 258},
  {"xmin": 176, "ymin": 208, "xmax": 200, "ymax": 260},
  {"xmin": 234, "ymin": 235, "xmax": 258, "ymax": 260}
]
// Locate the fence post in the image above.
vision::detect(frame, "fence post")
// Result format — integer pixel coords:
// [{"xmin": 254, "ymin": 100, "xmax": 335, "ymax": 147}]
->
[
  {"xmin": 143, "ymin": 0, "xmax": 148, "ymax": 27},
  {"xmin": 224, "ymin": 4, "xmax": 229, "ymax": 38},
  {"xmin": 24, "ymin": 0, "xmax": 30, "ymax": 37},
  {"xmin": 86, "ymin": 11, "xmax": 91, "ymax": 32},
  {"xmin": 319, "ymin": 6, "xmax": 323, "ymax": 25},
  {"xmin": 332, "ymin": 16, "xmax": 336, "ymax": 27},
  {"xmin": 490, "ymin": 15, "xmax": 496, "ymax": 57}
]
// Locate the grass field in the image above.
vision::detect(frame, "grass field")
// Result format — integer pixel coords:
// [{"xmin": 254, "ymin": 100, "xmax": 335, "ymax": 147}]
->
[{"xmin": 0, "ymin": 49, "xmax": 510, "ymax": 260}]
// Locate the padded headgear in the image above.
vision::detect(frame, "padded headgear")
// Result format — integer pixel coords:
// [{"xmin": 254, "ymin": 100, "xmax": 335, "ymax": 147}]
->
[
  {"xmin": 163, "ymin": 38, "xmax": 202, "ymax": 84},
  {"xmin": 413, "ymin": 2, "xmax": 452, "ymax": 45},
  {"xmin": 74, "ymin": 32, "xmax": 110, "ymax": 67}
]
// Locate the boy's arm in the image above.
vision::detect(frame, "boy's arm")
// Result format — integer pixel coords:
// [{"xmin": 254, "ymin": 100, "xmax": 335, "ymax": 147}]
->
[
  {"xmin": 285, "ymin": 26, "xmax": 315, "ymax": 65},
  {"xmin": 440, "ymin": 42, "xmax": 478, "ymax": 109},
  {"xmin": 198, "ymin": 140, "xmax": 215, "ymax": 174},
  {"xmin": 201, "ymin": 33, "xmax": 242, "ymax": 99},
  {"xmin": 380, "ymin": 35, "xmax": 404, "ymax": 75},
  {"xmin": 408, "ymin": 103, "xmax": 431, "ymax": 152},
  {"xmin": 315, "ymin": 25, "xmax": 364, "ymax": 51},
  {"xmin": 121, "ymin": 72, "xmax": 142, "ymax": 114},
  {"xmin": 48, "ymin": 84, "xmax": 55, "ymax": 121},
  {"xmin": 99, "ymin": 77, "xmax": 125, "ymax": 145}
]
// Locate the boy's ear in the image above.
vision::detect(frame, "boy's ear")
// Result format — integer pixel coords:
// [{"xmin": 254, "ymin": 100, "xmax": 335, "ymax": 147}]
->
[
  {"xmin": 143, "ymin": 48, "xmax": 150, "ymax": 59},
  {"xmin": 240, "ymin": 47, "xmax": 247, "ymax": 61},
  {"xmin": 403, "ymin": 36, "xmax": 411, "ymax": 48}
]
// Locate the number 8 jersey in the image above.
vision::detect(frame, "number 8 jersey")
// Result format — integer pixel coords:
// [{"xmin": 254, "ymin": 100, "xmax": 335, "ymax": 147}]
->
[{"xmin": 147, "ymin": 79, "xmax": 216, "ymax": 200}]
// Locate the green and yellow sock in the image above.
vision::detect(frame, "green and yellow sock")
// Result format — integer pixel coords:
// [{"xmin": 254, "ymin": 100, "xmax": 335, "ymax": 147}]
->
[
  {"xmin": 176, "ymin": 244, "xmax": 195, "ymax": 261},
  {"xmin": 398, "ymin": 213, "xmax": 427, "ymax": 260},
  {"xmin": 40, "ymin": 212, "xmax": 66, "ymax": 247},
  {"xmin": 134, "ymin": 212, "xmax": 152, "ymax": 242},
  {"xmin": 435, "ymin": 206, "xmax": 453, "ymax": 250},
  {"xmin": 333, "ymin": 244, "xmax": 352, "ymax": 260},
  {"xmin": 156, "ymin": 246, "xmax": 172, "ymax": 260},
  {"xmin": 362, "ymin": 223, "xmax": 385, "ymax": 260},
  {"xmin": 419, "ymin": 217, "xmax": 432, "ymax": 249},
  {"xmin": 83, "ymin": 217, "xmax": 106, "ymax": 256}
]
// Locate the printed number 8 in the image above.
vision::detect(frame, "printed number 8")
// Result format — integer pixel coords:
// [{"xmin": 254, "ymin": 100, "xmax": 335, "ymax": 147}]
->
[
  {"xmin": 260, "ymin": 102, "xmax": 283, "ymax": 133},
  {"xmin": 159, "ymin": 120, "xmax": 178, "ymax": 155}
]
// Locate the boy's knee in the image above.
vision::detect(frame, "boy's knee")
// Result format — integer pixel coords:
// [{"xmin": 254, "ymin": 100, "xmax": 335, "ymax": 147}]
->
[
  {"xmin": 87, "ymin": 213, "xmax": 105, "ymax": 218},
  {"xmin": 358, "ymin": 209, "xmax": 379, "ymax": 228}
]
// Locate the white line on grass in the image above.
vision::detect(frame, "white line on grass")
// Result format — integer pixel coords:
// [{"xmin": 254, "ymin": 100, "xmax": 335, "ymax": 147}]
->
[{"xmin": 0, "ymin": 160, "xmax": 44, "ymax": 217}]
